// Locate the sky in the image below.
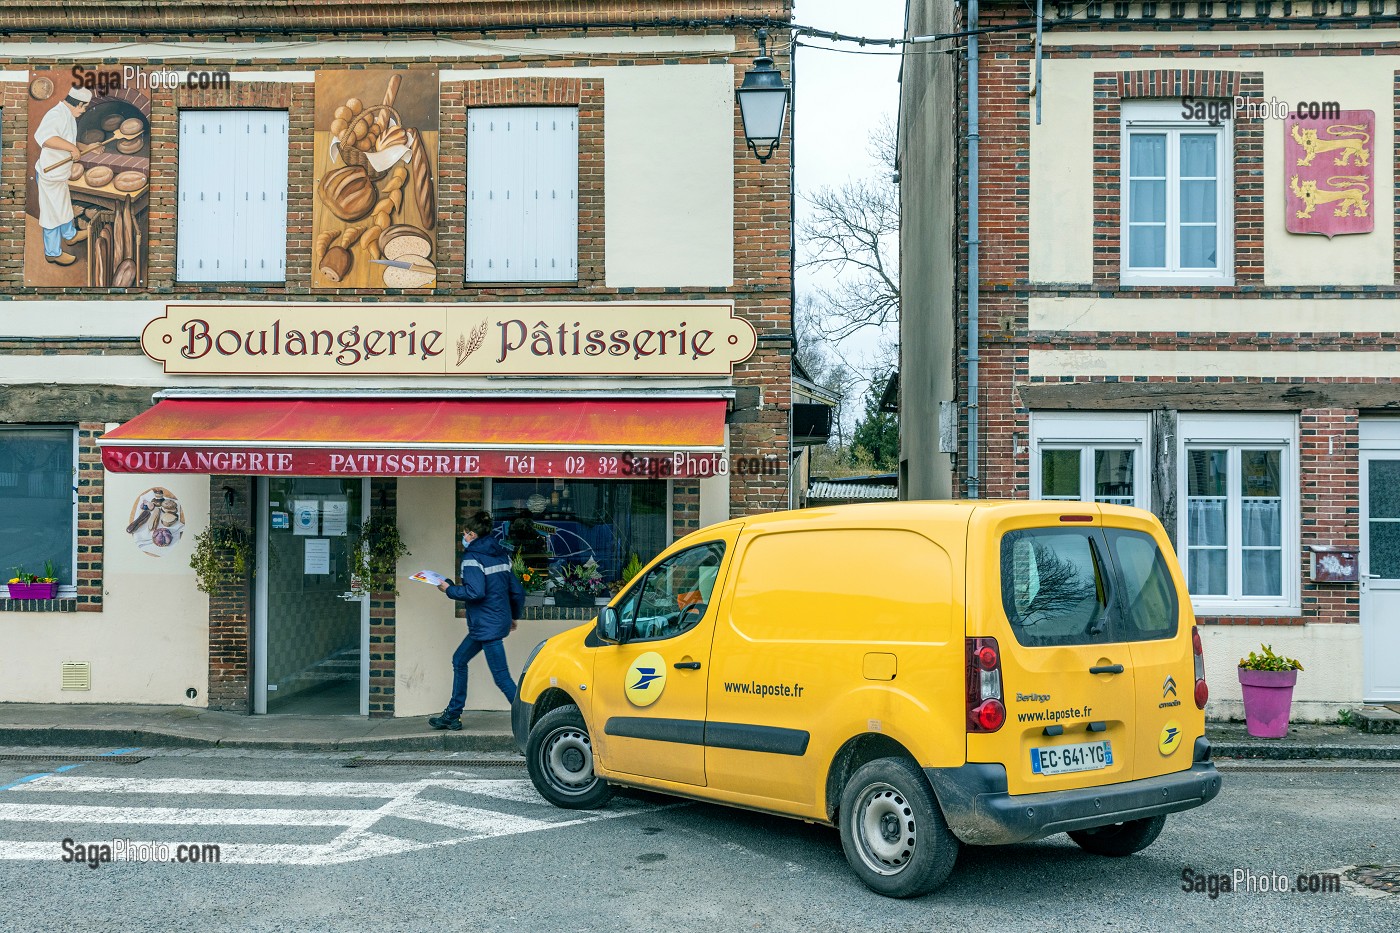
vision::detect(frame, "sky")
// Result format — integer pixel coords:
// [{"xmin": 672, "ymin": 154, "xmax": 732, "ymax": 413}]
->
[{"xmin": 789, "ymin": 1, "xmax": 907, "ymax": 402}]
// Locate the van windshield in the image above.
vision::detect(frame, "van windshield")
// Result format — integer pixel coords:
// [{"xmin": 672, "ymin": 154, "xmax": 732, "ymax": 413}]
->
[{"xmin": 1000, "ymin": 527, "xmax": 1179, "ymax": 646}]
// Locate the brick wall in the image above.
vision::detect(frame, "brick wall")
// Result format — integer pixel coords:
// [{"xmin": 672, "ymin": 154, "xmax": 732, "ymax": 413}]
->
[
  {"xmin": 368, "ymin": 477, "xmax": 397, "ymax": 717},
  {"xmin": 951, "ymin": 5, "xmax": 1386, "ymax": 627},
  {"xmin": 206, "ymin": 475, "xmax": 253, "ymax": 712}
]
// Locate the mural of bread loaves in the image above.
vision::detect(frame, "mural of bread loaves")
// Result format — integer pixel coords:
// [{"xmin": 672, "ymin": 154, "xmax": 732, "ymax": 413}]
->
[{"xmin": 312, "ymin": 69, "xmax": 439, "ymax": 290}]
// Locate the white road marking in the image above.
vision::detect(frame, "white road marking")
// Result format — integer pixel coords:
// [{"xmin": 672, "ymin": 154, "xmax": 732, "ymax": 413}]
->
[{"xmin": 0, "ymin": 776, "xmax": 672, "ymax": 866}]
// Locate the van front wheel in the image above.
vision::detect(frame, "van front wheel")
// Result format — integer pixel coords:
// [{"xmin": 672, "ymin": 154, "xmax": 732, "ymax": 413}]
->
[
  {"xmin": 525, "ymin": 706, "xmax": 614, "ymax": 810},
  {"xmin": 838, "ymin": 758, "xmax": 959, "ymax": 898},
  {"xmin": 1067, "ymin": 815, "xmax": 1166, "ymax": 856}
]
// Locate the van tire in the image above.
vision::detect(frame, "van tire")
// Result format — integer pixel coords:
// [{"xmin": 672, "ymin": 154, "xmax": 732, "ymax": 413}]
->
[
  {"xmin": 525, "ymin": 706, "xmax": 613, "ymax": 810},
  {"xmin": 1067, "ymin": 815, "xmax": 1166, "ymax": 857},
  {"xmin": 838, "ymin": 757, "xmax": 959, "ymax": 898}
]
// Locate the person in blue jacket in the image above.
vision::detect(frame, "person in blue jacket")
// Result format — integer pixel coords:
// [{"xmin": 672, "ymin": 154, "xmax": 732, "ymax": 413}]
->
[{"xmin": 429, "ymin": 510, "xmax": 525, "ymax": 731}]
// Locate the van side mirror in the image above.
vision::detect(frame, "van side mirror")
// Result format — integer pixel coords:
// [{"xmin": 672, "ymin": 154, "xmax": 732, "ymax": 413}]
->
[{"xmin": 597, "ymin": 606, "xmax": 621, "ymax": 644}]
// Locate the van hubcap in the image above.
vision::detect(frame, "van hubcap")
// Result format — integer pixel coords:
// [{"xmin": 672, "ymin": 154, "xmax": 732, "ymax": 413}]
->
[
  {"xmin": 542, "ymin": 727, "xmax": 595, "ymax": 794},
  {"xmin": 853, "ymin": 783, "xmax": 916, "ymax": 875}
]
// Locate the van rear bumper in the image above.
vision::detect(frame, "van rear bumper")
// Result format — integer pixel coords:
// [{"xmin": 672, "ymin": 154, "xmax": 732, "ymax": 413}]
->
[{"xmin": 925, "ymin": 757, "xmax": 1222, "ymax": 846}]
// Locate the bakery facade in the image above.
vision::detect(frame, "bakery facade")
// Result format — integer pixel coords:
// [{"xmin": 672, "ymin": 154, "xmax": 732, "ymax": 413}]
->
[{"xmin": 0, "ymin": 1, "xmax": 795, "ymax": 717}]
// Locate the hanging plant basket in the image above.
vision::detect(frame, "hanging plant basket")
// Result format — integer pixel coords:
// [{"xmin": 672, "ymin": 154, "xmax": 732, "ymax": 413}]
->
[
  {"xmin": 189, "ymin": 522, "xmax": 253, "ymax": 595},
  {"xmin": 351, "ymin": 509, "xmax": 410, "ymax": 594}
]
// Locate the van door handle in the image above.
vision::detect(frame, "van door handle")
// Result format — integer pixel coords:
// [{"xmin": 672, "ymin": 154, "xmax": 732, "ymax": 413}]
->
[
  {"xmin": 673, "ymin": 661, "xmax": 702, "ymax": 670},
  {"xmin": 1089, "ymin": 664, "xmax": 1124, "ymax": 674}
]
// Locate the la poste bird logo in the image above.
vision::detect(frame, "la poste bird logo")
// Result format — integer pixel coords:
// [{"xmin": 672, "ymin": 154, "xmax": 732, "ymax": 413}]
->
[{"xmin": 625, "ymin": 652, "xmax": 667, "ymax": 707}]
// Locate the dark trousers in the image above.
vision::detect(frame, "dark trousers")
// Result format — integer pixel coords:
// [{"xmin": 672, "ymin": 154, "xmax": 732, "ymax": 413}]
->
[{"xmin": 443, "ymin": 634, "xmax": 516, "ymax": 718}]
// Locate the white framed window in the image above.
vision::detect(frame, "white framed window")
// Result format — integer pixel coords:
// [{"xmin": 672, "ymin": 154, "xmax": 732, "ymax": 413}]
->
[
  {"xmin": 177, "ymin": 110, "xmax": 289, "ymax": 283},
  {"xmin": 1177, "ymin": 414, "xmax": 1297, "ymax": 614},
  {"xmin": 0, "ymin": 426, "xmax": 78, "ymax": 598},
  {"xmin": 1030, "ymin": 412, "xmax": 1150, "ymax": 510},
  {"xmin": 466, "ymin": 106, "xmax": 579, "ymax": 283},
  {"xmin": 1121, "ymin": 100, "xmax": 1232, "ymax": 287}
]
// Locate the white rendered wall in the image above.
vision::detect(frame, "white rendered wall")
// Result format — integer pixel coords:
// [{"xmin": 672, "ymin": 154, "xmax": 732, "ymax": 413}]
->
[
  {"xmin": 1200, "ymin": 624, "xmax": 1363, "ymax": 723},
  {"xmin": 0, "ymin": 472, "xmax": 210, "ymax": 705}
]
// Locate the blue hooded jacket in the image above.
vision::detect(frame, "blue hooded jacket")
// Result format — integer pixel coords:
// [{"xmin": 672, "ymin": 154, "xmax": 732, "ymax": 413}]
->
[{"xmin": 444, "ymin": 535, "xmax": 525, "ymax": 641}]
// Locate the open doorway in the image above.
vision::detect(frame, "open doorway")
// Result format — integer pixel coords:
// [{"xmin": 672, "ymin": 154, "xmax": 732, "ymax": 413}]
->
[{"xmin": 254, "ymin": 477, "xmax": 369, "ymax": 715}]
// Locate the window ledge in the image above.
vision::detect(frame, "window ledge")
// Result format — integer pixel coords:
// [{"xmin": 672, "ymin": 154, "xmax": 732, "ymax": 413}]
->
[
  {"xmin": 0, "ymin": 597, "xmax": 78, "ymax": 613},
  {"xmin": 1120, "ymin": 273, "xmax": 1235, "ymax": 288},
  {"xmin": 1192, "ymin": 604, "xmax": 1302, "ymax": 620}
]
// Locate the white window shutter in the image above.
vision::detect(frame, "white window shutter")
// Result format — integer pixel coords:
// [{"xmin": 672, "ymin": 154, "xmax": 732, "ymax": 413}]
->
[
  {"xmin": 177, "ymin": 110, "xmax": 288, "ymax": 283},
  {"xmin": 467, "ymin": 105, "xmax": 578, "ymax": 283}
]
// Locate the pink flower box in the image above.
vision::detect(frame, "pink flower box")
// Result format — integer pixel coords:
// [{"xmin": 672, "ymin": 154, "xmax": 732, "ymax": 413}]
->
[{"xmin": 7, "ymin": 582, "xmax": 58, "ymax": 599}]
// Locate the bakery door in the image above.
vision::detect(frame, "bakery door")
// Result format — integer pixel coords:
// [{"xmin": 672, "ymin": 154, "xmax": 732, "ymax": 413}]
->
[{"xmin": 254, "ymin": 477, "xmax": 369, "ymax": 715}]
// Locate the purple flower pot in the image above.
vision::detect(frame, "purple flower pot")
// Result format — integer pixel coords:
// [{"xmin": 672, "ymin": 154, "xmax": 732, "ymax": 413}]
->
[
  {"xmin": 7, "ymin": 582, "xmax": 57, "ymax": 600},
  {"xmin": 1238, "ymin": 668, "xmax": 1299, "ymax": 738}
]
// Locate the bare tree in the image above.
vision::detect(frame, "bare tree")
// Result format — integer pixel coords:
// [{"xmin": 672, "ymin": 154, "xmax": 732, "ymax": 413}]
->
[{"xmin": 799, "ymin": 117, "xmax": 900, "ymax": 343}]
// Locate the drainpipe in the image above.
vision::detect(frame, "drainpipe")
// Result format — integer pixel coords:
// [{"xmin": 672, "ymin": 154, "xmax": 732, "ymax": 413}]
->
[{"xmin": 966, "ymin": 0, "xmax": 981, "ymax": 498}]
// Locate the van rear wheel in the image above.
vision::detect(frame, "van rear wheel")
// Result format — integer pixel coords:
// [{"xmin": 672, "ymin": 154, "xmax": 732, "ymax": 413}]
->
[
  {"xmin": 1068, "ymin": 815, "xmax": 1166, "ymax": 856},
  {"xmin": 525, "ymin": 706, "xmax": 613, "ymax": 810},
  {"xmin": 838, "ymin": 757, "xmax": 959, "ymax": 898}
]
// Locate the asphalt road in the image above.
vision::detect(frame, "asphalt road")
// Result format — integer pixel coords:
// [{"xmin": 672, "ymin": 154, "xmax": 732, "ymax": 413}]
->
[{"xmin": 0, "ymin": 749, "xmax": 1396, "ymax": 932}]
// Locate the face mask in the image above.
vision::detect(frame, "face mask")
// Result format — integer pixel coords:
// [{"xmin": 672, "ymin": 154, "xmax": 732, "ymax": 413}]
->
[{"xmin": 461, "ymin": 533, "xmax": 471, "ymax": 549}]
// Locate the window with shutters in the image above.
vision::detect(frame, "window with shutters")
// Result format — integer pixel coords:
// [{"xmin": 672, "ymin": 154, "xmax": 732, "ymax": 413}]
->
[
  {"xmin": 177, "ymin": 110, "xmax": 289, "ymax": 283},
  {"xmin": 466, "ymin": 106, "xmax": 579, "ymax": 283}
]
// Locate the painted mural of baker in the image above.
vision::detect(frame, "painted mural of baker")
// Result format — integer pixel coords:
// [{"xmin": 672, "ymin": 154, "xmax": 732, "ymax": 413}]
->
[
  {"xmin": 32, "ymin": 85, "xmax": 92, "ymax": 266},
  {"xmin": 25, "ymin": 68, "xmax": 151, "ymax": 287}
]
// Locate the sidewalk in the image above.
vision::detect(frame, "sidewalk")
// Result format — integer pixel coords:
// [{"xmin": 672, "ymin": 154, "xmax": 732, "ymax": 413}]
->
[
  {"xmin": 0, "ymin": 703, "xmax": 518, "ymax": 753},
  {"xmin": 2, "ymin": 702, "xmax": 1399, "ymax": 759}
]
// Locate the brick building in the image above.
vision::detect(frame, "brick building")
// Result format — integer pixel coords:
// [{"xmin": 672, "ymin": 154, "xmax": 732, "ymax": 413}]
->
[
  {"xmin": 900, "ymin": 0, "xmax": 1400, "ymax": 717},
  {"xmin": 0, "ymin": 0, "xmax": 794, "ymax": 717}
]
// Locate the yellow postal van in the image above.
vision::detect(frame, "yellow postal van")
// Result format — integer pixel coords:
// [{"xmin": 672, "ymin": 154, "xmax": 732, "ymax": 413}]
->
[{"xmin": 512, "ymin": 502, "xmax": 1222, "ymax": 897}]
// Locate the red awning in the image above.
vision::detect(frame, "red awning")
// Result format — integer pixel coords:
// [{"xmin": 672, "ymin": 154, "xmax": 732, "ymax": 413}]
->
[{"xmin": 99, "ymin": 397, "xmax": 728, "ymax": 479}]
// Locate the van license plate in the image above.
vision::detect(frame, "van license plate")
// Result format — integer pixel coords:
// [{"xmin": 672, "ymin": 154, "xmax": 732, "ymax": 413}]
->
[{"xmin": 1031, "ymin": 741, "xmax": 1112, "ymax": 775}]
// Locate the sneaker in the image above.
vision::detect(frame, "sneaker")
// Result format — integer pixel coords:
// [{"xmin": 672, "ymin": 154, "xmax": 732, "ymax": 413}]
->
[{"xmin": 428, "ymin": 714, "xmax": 462, "ymax": 731}]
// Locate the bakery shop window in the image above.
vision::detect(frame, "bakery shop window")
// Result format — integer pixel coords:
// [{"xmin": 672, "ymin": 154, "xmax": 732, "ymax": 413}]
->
[
  {"xmin": 176, "ymin": 111, "xmax": 290, "ymax": 283},
  {"xmin": 0, "ymin": 427, "xmax": 77, "ymax": 598},
  {"xmin": 465, "ymin": 107, "xmax": 579, "ymax": 283},
  {"xmin": 490, "ymin": 479, "xmax": 666, "ymax": 585}
]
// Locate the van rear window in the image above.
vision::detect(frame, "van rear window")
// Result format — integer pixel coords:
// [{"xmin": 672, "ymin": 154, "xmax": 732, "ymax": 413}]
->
[{"xmin": 1000, "ymin": 528, "xmax": 1179, "ymax": 647}]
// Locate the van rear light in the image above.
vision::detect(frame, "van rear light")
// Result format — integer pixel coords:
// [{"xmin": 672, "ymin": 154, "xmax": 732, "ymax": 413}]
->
[
  {"xmin": 1059, "ymin": 514, "xmax": 1094, "ymax": 523},
  {"xmin": 974, "ymin": 698, "xmax": 1006, "ymax": 731},
  {"xmin": 966, "ymin": 637, "xmax": 1005, "ymax": 733},
  {"xmin": 1191, "ymin": 624, "xmax": 1208, "ymax": 710}
]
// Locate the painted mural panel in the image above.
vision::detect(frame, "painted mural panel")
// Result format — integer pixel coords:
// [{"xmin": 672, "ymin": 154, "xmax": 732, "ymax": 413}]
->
[
  {"xmin": 1285, "ymin": 110, "xmax": 1374, "ymax": 238},
  {"xmin": 25, "ymin": 68, "xmax": 150, "ymax": 287},
  {"xmin": 313, "ymin": 69, "xmax": 439, "ymax": 289}
]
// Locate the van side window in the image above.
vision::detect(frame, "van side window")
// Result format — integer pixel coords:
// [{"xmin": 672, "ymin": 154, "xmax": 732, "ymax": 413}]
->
[
  {"xmin": 1000, "ymin": 529, "xmax": 1110, "ymax": 647},
  {"xmin": 626, "ymin": 541, "xmax": 726, "ymax": 642},
  {"xmin": 1104, "ymin": 529, "xmax": 1179, "ymax": 641}
]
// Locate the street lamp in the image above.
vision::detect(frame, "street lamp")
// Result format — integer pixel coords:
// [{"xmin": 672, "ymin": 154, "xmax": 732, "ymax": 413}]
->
[{"xmin": 737, "ymin": 28, "xmax": 790, "ymax": 163}]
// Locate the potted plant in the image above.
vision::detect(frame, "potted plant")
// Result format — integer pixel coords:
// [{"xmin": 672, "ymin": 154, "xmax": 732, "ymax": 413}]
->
[
  {"xmin": 550, "ymin": 558, "xmax": 607, "ymax": 608},
  {"xmin": 1238, "ymin": 644, "xmax": 1304, "ymax": 739},
  {"xmin": 513, "ymin": 549, "xmax": 548, "ymax": 607},
  {"xmin": 7, "ymin": 561, "xmax": 59, "ymax": 599}
]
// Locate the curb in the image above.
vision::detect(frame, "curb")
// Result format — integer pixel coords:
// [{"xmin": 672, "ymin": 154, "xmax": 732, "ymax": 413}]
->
[
  {"xmin": 1213, "ymin": 742, "xmax": 1400, "ymax": 761},
  {"xmin": 0, "ymin": 727, "xmax": 519, "ymax": 754}
]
